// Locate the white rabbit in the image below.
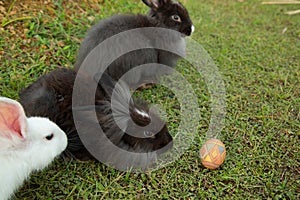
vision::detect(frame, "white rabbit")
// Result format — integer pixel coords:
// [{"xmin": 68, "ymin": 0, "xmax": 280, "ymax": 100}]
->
[{"xmin": 0, "ymin": 97, "xmax": 67, "ymax": 200}]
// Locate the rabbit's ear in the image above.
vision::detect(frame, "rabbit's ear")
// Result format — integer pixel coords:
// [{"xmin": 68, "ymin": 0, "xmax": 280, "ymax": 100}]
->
[
  {"xmin": 142, "ymin": 0, "xmax": 171, "ymax": 10},
  {"xmin": 0, "ymin": 97, "xmax": 27, "ymax": 139}
]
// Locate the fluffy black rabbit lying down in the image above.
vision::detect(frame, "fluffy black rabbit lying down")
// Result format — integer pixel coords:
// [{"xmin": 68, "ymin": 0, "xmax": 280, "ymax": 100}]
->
[
  {"xmin": 75, "ymin": 0, "xmax": 194, "ymax": 88},
  {"xmin": 19, "ymin": 68, "xmax": 173, "ymax": 170}
]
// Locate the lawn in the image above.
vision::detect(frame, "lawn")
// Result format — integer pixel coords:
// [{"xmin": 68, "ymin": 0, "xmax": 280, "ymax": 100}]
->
[{"xmin": 1, "ymin": 0, "xmax": 299, "ymax": 199}]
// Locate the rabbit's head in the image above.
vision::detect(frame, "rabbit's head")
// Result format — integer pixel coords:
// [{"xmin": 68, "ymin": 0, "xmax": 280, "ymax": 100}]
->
[
  {"xmin": 142, "ymin": 0, "xmax": 194, "ymax": 36},
  {"xmin": 0, "ymin": 97, "xmax": 67, "ymax": 170}
]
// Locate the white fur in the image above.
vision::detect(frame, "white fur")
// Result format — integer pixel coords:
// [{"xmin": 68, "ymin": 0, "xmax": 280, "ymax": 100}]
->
[
  {"xmin": 191, "ymin": 25, "xmax": 195, "ymax": 33},
  {"xmin": 0, "ymin": 97, "xmax": 67, "ymax": 200},
  {"xmin": 134, "ymin": 108, "xmax": 150, "ymax": 118}
]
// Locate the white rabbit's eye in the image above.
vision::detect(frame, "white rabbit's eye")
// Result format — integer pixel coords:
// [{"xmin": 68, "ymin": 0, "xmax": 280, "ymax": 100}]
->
[
  {"xmin": 45, "ymin": 133, "xmax": 54, "ymax": 140},
  {"xmin": 144, "ymin": 131, "xmax": 155, "ymax": 138},
  {"xmin": 171, "ymin": 14, "xmax": 181, "ymax": 22}
]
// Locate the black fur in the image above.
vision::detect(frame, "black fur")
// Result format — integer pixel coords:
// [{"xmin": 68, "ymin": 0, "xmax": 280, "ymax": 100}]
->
[
  {"xmin": 19, "ymin": 68, "xmax": 173, "ymax": 161},
  {"xmin": 74, "ymin": 0, "xmax": 193, "ymax": 88}
]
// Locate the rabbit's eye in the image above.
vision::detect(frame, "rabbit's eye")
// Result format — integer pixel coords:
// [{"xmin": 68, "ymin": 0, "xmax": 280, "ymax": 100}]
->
[
  {"xmin": 171, "ymin": 14, "xmax": 181, "ymax": 22},
  {"xmin": 144, "ymin": 131, "xmax": 155, "ymax": 138},
  {"xmin": 45, "ymin": 133, "xmax": 54, "ymax": 140}
]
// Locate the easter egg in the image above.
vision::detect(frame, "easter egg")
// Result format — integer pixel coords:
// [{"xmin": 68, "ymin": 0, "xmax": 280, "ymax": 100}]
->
[{"xmin": 200, "ymin": 139, "xmax": 226, "ymax": 169}]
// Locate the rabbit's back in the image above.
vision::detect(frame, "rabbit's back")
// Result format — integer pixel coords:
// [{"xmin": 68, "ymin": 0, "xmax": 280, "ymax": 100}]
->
[
  {"xmin": 19, "ymin": 68, "xmax": 173, "ymax": 162},
  {"xmin": 74, "ymin": 13, "xmax": 185, "ymax": 88},
  {"xmin": 19, "ymin": 69, "xmax": 95, "ymax": 160},
  {"xmin": 75, "ymin": 14, "xmax": 157, "ymax": 70}
]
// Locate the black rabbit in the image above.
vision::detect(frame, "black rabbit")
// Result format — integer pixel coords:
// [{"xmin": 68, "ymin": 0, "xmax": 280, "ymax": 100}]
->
[
  {"xmin": 74, "ymin": 0, "xmax": 194, "ymax": 88},
  {"xmin": 19, "ymin": 68, "xmax": 173, "ymax": 162}
]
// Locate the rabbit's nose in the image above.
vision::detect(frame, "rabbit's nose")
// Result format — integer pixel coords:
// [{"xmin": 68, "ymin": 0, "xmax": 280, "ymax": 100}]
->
[{"xmin": 183, "ymin": 27, "xmax": 192, "ymax": 36}]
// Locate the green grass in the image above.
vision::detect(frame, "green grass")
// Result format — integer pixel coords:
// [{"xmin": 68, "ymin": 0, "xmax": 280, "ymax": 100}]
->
[{"xmin": 1, "ymin": 0, "xmax": 299, "ymax": 199}]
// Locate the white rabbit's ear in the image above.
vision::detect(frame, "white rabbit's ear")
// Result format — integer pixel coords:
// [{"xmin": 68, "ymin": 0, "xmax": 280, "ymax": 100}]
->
[
  {"xmin": 142, "ymin": 0, "xmax": 171, "ymax": 9},
  {"xmin": 0, "ymin": 97, "xmax": 27, "ymax": 139}
]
